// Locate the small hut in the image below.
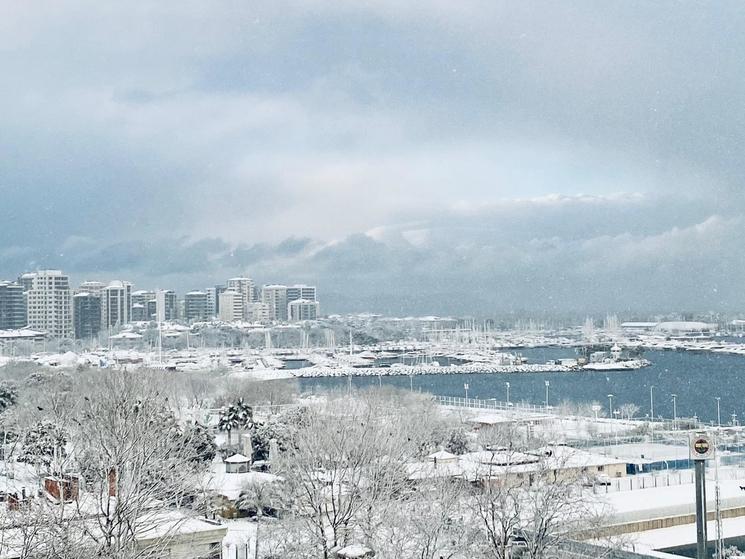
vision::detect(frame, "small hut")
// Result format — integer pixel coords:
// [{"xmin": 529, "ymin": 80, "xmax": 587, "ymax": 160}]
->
[{"xmin": 224, "ymin": 453, "xmax": 251, "ymax": 474}]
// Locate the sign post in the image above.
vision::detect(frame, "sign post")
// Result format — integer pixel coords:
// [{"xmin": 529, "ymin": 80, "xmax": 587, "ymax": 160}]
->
[{"xmin": 690, "ymin": 432, "xmax": 715, "ymax": 559}]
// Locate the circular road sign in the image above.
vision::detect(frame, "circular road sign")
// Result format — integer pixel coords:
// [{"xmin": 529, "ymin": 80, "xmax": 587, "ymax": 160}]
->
[{"xmin": 690, "ymin": 433, "xmax": 715, "ymax": 460}]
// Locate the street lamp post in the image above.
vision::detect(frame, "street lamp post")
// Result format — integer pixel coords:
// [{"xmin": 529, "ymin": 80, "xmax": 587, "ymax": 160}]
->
[
  {"xmin": 715, "ymin": 397, "xmax": 721, "ymax": 428},
  {"xmin": 607, "ymin": 394, "xmax": 614, "ymax": 419},
  {"xmin": 545, "ymin": 380, "xmax": 550, "ymax": 408},
  {"xmin": 650, "ymin": 385, "xmax": 655, "ymax": 422},
  {"xmin": 671, "ymin": 394, "xmax": 677, "ymax": 428},
  {"xmin": 464, "ymin": 383, "xmax": 469, "ymax": 401},
  {"xmin": 505, "ymin": 382, "xmax": 510, "ymax": 405},
  {"xmin": 592, "ymin": 404, "xmax": 601, "ymax": 421}
]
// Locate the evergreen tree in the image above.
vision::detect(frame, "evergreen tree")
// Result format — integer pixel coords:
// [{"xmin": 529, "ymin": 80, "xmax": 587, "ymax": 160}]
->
[
  {"xmin": 0, "ymin": 381, "xmax": 18, "ymax": 414},
  {"xmin": 18, "ymin": 420, "xmax": 67, "ymax": 468},
  {"xmin": 183, "ymin": 422, "xmax": 217, "ymax": 464}
]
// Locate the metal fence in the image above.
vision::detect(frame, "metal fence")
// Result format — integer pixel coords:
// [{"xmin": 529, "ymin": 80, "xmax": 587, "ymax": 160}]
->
[{"xmin": 435, "ymin": 395, "xmax": 552, "ymax": 415}]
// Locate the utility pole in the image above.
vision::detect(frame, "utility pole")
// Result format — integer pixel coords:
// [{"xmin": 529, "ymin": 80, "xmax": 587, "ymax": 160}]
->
[
  {"xmin": 715, "ymin": 397, "xmax": 721, "ymax": 428},
  {"xmin": 650, "ymin": 385, "xmax": 655, "ymax": 421},
  {"xmin": 672, "ymin": 394, "xmax": 678, "ymax": 429},
  {"xmin": 544, "ymin": 380, "xmax": 550, "ymax": 408},
  {"xmin": 505, "ymin": 381, "xmax": 510, "ymax": 405},
  {"xmin": 695, "ymin": 459, "xmax": 707, "ymax": 559}
]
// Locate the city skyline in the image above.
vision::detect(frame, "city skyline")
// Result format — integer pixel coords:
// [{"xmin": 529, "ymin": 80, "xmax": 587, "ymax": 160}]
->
[{"xmin": 0, "ymin": 268, "xmax": 321, "ymax": 338}]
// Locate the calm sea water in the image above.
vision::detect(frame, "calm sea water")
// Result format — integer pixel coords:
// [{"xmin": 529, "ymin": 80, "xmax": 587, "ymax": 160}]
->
[{"xmin": 298, "ymin": 348, "xmax": 745, "ymax": 424}]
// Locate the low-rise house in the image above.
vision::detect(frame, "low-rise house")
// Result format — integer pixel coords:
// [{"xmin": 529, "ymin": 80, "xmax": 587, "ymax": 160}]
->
[{"xmin": 405, "ymin": 445, "xmax": 627, "ymax": 487}]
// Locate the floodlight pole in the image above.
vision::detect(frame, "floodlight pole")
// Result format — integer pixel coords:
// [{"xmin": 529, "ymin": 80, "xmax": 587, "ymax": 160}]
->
[{"xmin": 695, "ymin": 459, "xmax": 707, "ymax": 559}]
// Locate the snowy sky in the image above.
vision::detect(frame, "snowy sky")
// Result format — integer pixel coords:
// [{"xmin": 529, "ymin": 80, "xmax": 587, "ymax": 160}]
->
[{"xmin": 2, "ymin": 1, "xmax": 745, "ymax": 316}]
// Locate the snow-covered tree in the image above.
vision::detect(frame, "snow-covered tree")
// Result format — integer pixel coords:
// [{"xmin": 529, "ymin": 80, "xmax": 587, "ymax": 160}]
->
[
  {"xmin": 619, "ymin": 403, "xmax": 640, "ymax": 420},
  {"xmin": 276, "ymin": 395, "xmax": 412, "ymax": 558},
  {"xmin": 252, "ymin": 405, "xmax": 310, "ymax": 460},
  {"xmin": 0, "ymin": 380, "xmax": 18, "ymax": 414},
  {"xmin": 445, "ymin": 427, "xmax": 470, "ymax": 455},
  {"xmin": 18, "ymin": 419, "xmax": 67, "ymax": 469},
  {"xmin": 181, "ymin": 422, "xmax": 217, "ymax": 464}
]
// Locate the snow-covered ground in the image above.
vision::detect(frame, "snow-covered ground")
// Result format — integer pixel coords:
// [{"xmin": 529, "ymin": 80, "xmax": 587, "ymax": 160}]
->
[
  {"xmin": 630, "ymin": 515, "xmax": 745, "ymax": 553},
  {"xmin": 602, "ymin": 476, "xmax": 745, "ymax": 525}
]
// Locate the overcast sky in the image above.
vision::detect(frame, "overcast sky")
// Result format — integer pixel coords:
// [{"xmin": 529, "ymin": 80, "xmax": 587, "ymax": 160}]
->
[{"xmin": 2, "ymin": 1, "xmax": 745, "ymax": 316}]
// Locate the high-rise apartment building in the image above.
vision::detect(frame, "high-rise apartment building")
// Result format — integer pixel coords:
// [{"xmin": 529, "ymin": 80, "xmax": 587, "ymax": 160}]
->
[
  {"xmin": 16, "ymin": 273, "xmax": 36, "ymax": 293},
  {"xmin": 77, "ymin": 281, "xmax": 106, "ymax": 297},
  {"xmin": 26, "ymin": 270, "xmax": 72, "ymax": 338},
  {"xmin": 184, "ymin": 291, "xmax": 210, "ymax": 322},
  {"xmin": 286, "ymin": 285, "xmax": 317, "ymax": 304},
  {"xmin": 0, "ymin": 281, "xmax": 26, "ymax": 330},
  {"xmin": 206, "ymin": 286, "xmax": 225, "ymax": 318},
  {"xmin": 227, "ymin": 277, "xmax": 256, "ymax": 319},
  {"xmin": 101, "ymin": 281, "xmax": 132, "ymax": 328},
  {"xmin": 155, "ymin": 290, "xmax": 177, "ymax": 322},
  {"xmin": 261, "ymin": 285, "xmax": 288, "ymax": 321},
  {"xmin": 227, "ymin": 277, "xmax": 256, "ymax": 301},
  {"xmin": 218, "ymin": 290, "xmax": 244, "ymax": 322},
  {"xmin": 73, "ymin": 292, "xmax": 102, "ymax": 339},
  {"xmin": 288, "ymin": 299, "xmax": 320, "ymax": 322},
  {"xmin": 131, "ymin": 290, "xmax": 155, "ymax": 322}
]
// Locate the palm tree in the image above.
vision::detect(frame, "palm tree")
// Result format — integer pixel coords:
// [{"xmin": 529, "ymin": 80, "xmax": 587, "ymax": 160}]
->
[{"xmin": 218, "ymin": 398, "xmax": 254, "ymax": 447}]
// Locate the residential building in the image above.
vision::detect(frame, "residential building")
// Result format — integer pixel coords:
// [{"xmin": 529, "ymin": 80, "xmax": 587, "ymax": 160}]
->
[
  {"xmin": 287, "ymin": 284, "xmax": 317, "ymax": 303},
  {"xmin": 288, "ymin": 299, "xmax": 320, "ymax": 322},
  {"xmin": 227, "ymin": 277, "xmax": 255, "ymax": 301},
  {"xmin": 227, "ymin": 277, "xmax": 256, "ymax": 319},
  {"xmin": 26, "ymin": 270, "xmax": 72, "ymax": 338},
  {"xmin": 16, "ymin": 273, "xmax": 36, "ymax": 293},
  {"xmin": 184, "ymin": 291, "xmax": 210, "ymax": 322},
  {"xmin": 261, "ymin": 285, "xmax": 288, "ymax": 321},
  {"xmin": 155, "ymin": 290, "xmax": 177, "ymax": 322},
  {"xmin": 73, "ymin": 293, "xmax": 102, "ymax": 340},
  {"xmin": 218, "ymin": 290, "xmax": 244, "ymax": 323},
  {"xmin": 131, "ymin": 290, "xmax": 155, "ymax": 322},
  {"xmin": 101, "ymin": 281, "xmax": 132, "ymax": 328},
  {"xmin": 245, "ymin": 302, "xmax": 271, "ymax": 322},
  {"xmin": 206, "ymin": 286, "xmax": 226, "ymax": 318},
  {"xmin": 77, "ymin": 281, "xmax": 106, "ymax": 297},
  {"xmin": 0, "ymin": 282, "xmax": 26, "ymax": 330}
]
